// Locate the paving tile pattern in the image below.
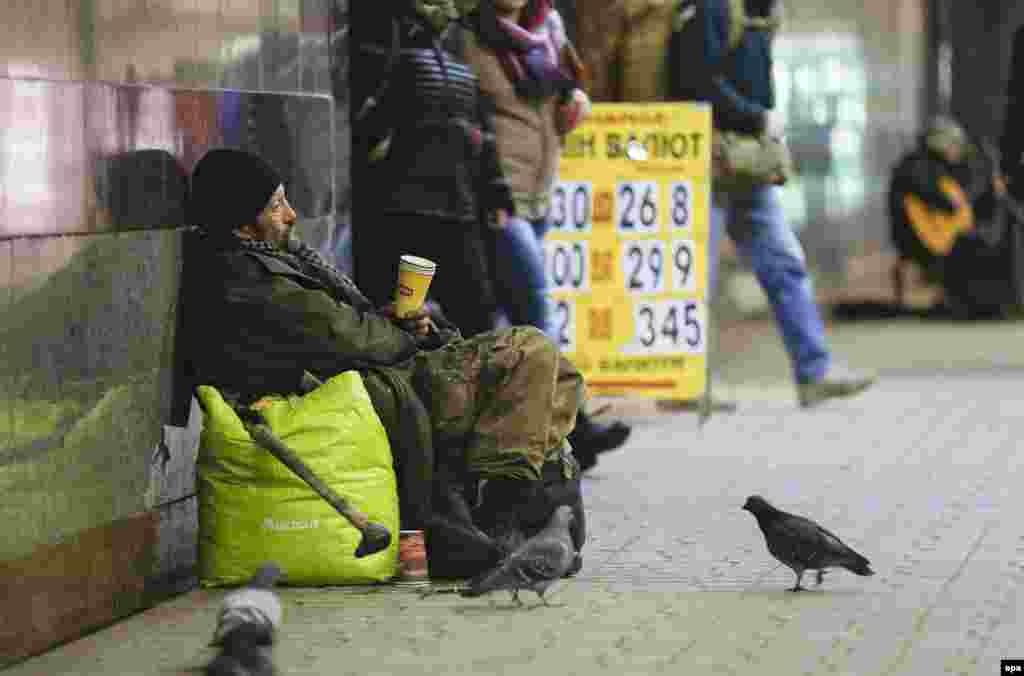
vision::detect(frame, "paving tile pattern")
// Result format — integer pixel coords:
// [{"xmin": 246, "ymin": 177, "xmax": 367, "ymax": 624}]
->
[{"xmin": 6, "ymin": 319, "xmax": 1024, "ymax": 675}]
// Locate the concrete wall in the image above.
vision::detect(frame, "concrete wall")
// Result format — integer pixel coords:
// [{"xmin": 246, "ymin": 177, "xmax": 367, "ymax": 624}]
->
[{"xmin": 0, "ymin": 0, "xmax": 346, "ymax": 666}]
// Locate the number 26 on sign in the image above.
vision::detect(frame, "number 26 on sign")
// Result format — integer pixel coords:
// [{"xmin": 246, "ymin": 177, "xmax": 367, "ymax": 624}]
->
[
  {"xmin": 617, "ymin": 180, "xmax": 695, "ymax": 232},
  {"xmin": 617, "ymin": 181, "xmax": 659, "ymax": 232}
]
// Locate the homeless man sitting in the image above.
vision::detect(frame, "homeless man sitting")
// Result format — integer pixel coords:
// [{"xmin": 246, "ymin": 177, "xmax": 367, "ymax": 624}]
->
[{"xmin": 182, "ymin": 148, "xmax": 587, "ymax": 577}]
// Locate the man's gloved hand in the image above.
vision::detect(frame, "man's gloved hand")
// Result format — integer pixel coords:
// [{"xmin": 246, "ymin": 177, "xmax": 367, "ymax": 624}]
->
[{"xmin": 379, "ymin": 303, "xmax": 435, "ymax": 338}]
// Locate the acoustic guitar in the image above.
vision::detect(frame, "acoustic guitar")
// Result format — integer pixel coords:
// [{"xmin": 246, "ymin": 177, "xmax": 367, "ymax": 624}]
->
[{"xmin": 902, "ymin": 175, "xmax": 974, "ymax": 256}]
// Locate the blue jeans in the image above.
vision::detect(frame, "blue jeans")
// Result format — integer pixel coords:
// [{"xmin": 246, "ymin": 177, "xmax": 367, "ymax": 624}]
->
[
  {"xmin": 710, "ymin": 185, "xmax": 831, "ymax": 383},
  {"xmin": 491, "ymin": 216, "xmax": 555, "ymax": 339}
]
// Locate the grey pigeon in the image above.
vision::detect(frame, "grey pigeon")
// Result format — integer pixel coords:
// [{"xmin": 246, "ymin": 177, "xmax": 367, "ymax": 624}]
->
[
  {"xmin": 206, "ymin": 563, "xmax": 284, "ymax": 676},
  {"xmin": 742, "ymin": 495, "xmax": 874, "ymax": 591},
  {"xmin": 487, "ymin": 509, "xmax": 528, "ymax": 557},
  {"xmin": 461, "ymin": 505, "xmax": 576, "ymax": 606}
]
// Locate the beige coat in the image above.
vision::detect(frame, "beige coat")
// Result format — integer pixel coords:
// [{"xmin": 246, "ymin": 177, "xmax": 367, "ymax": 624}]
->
[
  {"xmin": 574, "ymin": 0, "xmax": 675, "ymax": 103},
  {"xmin": 575, "ymin": 0, "xmax": 629, "ymax": 102},
  {"xmin": 620, "ymin": 0, "xmax": 676, "ymax": 102},
  {"xmin": 462, "ymin": 27, "xmax": 569, "ymax": 220}
]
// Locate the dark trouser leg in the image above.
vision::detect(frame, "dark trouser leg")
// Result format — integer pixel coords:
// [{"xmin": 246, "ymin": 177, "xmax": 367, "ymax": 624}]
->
[
  {"xmin": 364, "ymin": 370, "xmax": 501, "ymax": 573},
  {"xmin": 361, "ymin": 372, "xmax": 434, "ymax": 530},
  {"xmin": 428, "ymin": 229, "xmax": 498, "ymax": 337},
  {"xmin": 352, "ymin": 208, "xmax": 401, "ymax": 308},
  {"xmin": 413, "ymin": 327, "xmax": 585, "ymax": 576},
  {"xmin": 475, "ymin": 452, "xmax": 586, "ymax": 554}
]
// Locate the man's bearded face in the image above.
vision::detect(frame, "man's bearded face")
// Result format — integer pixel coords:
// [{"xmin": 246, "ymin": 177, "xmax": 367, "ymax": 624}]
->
[{"xmin": 242, "ymin": 185, "xmax": 296, "ymax": 246}]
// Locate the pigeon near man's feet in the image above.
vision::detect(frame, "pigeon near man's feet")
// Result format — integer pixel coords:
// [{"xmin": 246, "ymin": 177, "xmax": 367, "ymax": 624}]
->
[{"xmin": 460, "ymin": 505, "xmax": 576, "ymax": 607}]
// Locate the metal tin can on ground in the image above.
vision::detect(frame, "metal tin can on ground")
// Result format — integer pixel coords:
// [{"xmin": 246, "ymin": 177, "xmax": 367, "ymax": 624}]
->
[{"xmin": 397, "ymin": 530, "xmax": 428, "ymax": 580}]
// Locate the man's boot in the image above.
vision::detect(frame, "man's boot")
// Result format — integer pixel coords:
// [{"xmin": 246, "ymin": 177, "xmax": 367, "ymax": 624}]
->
[
  {"xmin": 474, "ymin": 456, "xmax": 587, "ymax": 577},
  {"xmin": 423, "ymin": 465, "xmax": 502, "ymax": 579},
  {"xmin": 568, "ymin": 409, "xmax": 631, "ymax": 472},
  {"xmin": 796, "ymin": 363, "xmax": 877, "ymax": 408}
]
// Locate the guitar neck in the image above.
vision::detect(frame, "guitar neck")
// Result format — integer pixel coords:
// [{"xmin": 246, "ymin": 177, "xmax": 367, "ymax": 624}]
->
[
  {"xmin": 978, "ymin": 138, "xmax": 1024, "ymax": 224},
  {"xmin": 1000, "ymin": 192, "xmax": 1024, "ymax": 224}
]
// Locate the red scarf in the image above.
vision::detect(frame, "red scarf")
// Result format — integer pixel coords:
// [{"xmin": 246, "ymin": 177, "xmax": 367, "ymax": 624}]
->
[{"xmin": 485, "ymin": 0, "xmax": 576, "ymax": 99}]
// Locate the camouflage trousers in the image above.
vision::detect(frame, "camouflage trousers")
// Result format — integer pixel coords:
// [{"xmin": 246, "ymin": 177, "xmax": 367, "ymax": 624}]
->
[{"xmin": 413, "ymin": 325, "xmax": 585, "ymax": 481}]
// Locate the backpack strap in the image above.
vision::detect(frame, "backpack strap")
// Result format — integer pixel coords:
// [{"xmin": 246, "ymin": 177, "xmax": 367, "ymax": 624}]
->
[
  {"xmin": 743, "ymin": 5, "xmax": 782, "ymax": 39},
  {"xmin": 725, "ymin": 0, "xmax": 747, "ymax": 51},
  {"xmin": 673, "ymin": 0, "xmax": 779, "ymax": 54}
]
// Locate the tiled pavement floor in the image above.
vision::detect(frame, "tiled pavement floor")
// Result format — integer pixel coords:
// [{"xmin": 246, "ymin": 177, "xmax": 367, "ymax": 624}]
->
[{"xmin": 6, "ymin": 318, "xmax": 1024, "ymax": 675}]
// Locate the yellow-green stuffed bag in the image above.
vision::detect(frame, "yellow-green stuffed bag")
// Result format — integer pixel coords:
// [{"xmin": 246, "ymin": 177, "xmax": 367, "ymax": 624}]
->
[{"xmin": 196, "ymin": 371, "xmax": 399, "ymax": 586}]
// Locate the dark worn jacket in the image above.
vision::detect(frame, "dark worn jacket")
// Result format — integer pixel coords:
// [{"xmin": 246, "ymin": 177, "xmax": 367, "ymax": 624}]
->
[
  {"xmin": 185, "ymin": 244, "xmax": 433, "ymax": 395},
  {"xmin": 181, "ymin": 236, "xmax": 449, "ymax": 523},
  {"xmin": 182, "ymin": 235, "xmax": 584, "ymax": 526},
  {"xmin": 669, "ymin": 0, "xmax": 773, "ymax": 135},
  {"xmin": 1001, "ymin": 25, "xmax": 1024, "ymax": 201},
  {"xmin": 352, "ymin": 12, "xmax": 514, "ymax": 222}
]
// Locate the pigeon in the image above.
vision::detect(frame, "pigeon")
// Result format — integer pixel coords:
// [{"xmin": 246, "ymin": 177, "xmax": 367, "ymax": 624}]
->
[
  {"xmin": 460, "ymin": 505, "xmax": 576, "ymax": 606},
  {"xmin": 742, "ymin": 495, "xmax": 874, "ymax": 591},
  {"xmin": 206, "ymin": 563, "xmax": 284, "ymax": 676}
]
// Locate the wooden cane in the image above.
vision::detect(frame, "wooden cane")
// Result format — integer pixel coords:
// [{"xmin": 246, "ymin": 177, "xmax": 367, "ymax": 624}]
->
[{"xmin": 236, "ymin": 407, "xmax": 392, "ymax": 559}]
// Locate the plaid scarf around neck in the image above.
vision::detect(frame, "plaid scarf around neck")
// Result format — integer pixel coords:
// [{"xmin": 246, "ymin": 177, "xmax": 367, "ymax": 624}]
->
[{"xmin": 234, "ymin": 234, "xmax": 376, "ymax": 312}]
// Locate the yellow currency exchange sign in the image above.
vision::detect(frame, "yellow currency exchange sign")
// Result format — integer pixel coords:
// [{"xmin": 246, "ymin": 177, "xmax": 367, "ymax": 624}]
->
[{"xmin": 545, "ymin": 102, "xmax": 711, "ymax": 400}]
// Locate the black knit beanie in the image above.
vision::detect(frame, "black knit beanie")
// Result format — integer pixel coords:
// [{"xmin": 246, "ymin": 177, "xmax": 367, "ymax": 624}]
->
[{"xmin": 189, "ymin": 148, "xmax": 283, "ymax": 231}]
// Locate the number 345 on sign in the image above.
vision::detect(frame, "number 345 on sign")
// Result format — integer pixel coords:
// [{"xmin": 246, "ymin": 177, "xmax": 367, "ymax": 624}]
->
[{"xmin": 626, "ymin": 299, "xmax": 706, "ymax": 354}]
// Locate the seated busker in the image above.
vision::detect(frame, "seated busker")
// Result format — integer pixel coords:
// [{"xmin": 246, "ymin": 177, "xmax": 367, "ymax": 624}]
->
[
  {"xmin": 889, "ymin": 116, "xmax": 1015, "ymax": 318},
  {"xmin": 182, "ymin": 148, "xmax": 587, "ymax": 578}
]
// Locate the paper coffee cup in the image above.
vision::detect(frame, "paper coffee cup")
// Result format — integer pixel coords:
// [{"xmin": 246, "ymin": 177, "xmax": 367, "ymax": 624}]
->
[{"xmin": 395, "ymin": 254, "xmax": 437, "ymax": 318}]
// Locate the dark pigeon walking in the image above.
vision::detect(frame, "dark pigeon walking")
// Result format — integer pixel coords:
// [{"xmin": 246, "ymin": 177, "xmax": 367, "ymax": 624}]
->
[
  {"xmin": 461, "ymin": 505, "xmax": 576, "ymax": 607},
  {"xmin": 742, "ymin": 495, "xmax": 874, "ymax": 591},
  {"xmin": 206, "ymin": 563, "xmax": 284, "ymax": 676}
]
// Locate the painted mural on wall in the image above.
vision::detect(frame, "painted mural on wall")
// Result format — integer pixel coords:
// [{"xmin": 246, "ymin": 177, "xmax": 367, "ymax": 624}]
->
[{"xmin": 0, "ymin": 76, "xmax": 334, "ymax": 240}]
